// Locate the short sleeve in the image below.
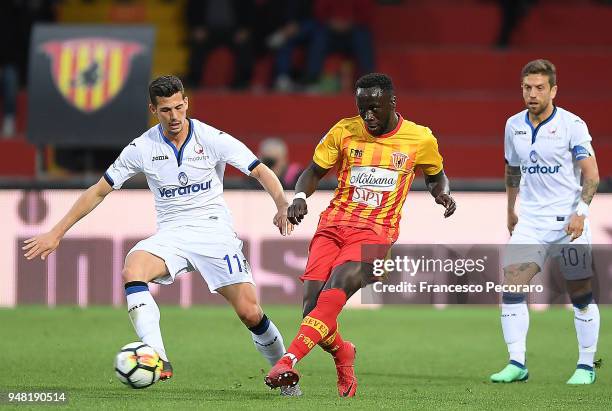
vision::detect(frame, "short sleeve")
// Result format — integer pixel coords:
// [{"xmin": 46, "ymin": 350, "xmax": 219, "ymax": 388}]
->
[
  {"xmin": 214, "ymin": 131, "xmax": 260, "ymax": 175},
  {"xmin": 568, "ymin": 116, "xmax": 594, "ymax": 161},
  {"xmin": 313, "ymin": 123, "xmax": 343, "ymax": 169},
  {"xmin": 104, "ymin": 141, "xmax": 143, "ymax": 189},
  {"xmin": 504, "ymin": 121, "xmax": 520, "ymax": 167},
  {"xmin": 415, "ymin": 128, "xmax": 444, "ymax": 176},
  {"xmin": 569, "ymin": 116, "xmax": 592, "ymax": 149}
]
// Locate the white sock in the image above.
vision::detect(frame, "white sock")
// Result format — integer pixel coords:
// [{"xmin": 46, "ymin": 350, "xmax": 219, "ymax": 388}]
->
[
  {"xmin": 574, "ymin": 303, "xmax": 600, "ymax": 368},
  {"xmin": 126, "ymin": 284, "xmax": 168, "ymax": 361},
  {"xmin": 249, "ymin": 314, "xmax": 286, "ymax": 365},
  {"xmin": 501, "ymin": 303, "xmax": 529, "ymax": 366}
]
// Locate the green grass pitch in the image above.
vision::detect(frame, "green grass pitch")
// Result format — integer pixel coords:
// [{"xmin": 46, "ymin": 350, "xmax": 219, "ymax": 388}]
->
[{"xmin": 1, "ymin": 306, "xmax": 610, "ymax": 410}]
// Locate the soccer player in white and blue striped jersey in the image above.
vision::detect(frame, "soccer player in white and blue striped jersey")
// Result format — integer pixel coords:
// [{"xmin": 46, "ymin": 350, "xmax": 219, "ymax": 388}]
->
[{"xmin": 490, "ymin": 59, "xmax": 600, "ymax": 385}]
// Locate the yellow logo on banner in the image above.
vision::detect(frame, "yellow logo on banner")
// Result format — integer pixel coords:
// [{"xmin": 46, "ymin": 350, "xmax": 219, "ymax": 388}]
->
[
  {"xmin": 301, "ymin": 316, "xmax": 329, "ymax": 338},
  {"xmin": 40, "ymin": 38, "xmax": 144, "ymax": 113}
]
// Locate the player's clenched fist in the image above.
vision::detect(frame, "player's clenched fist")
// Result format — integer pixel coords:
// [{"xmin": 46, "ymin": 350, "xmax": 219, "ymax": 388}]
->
[
  {"xmin": 23, "ymin": 230, "xmax": 62, "ymax": 260},
  {"xmin": 287, "ymin": 198, "xmax": 308, "ymax": 225},
  {"xmin": 435, "ymin": 193, "xmax": 456, "ymax": 218}
]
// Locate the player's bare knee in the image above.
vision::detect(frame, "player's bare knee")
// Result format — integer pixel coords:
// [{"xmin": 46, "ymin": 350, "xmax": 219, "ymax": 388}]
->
[
  {"xmin": 328, "ymin": 262, "xmax": 362, "ymax": 292},
  {"xmin": 236, "ymin": 304, "xmax": 263, "ymax": 328},
  {"xmin": 121, "ymin": 266, "xmax": 146, "ymax": 284},
  {"xmin": 567, "ymin": 279, "xmax": 592, "ymax": 302}
]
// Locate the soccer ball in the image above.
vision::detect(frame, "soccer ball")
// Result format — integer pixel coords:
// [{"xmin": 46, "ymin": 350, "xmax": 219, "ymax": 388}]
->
[{"xmin": 114, "ymin": 342, "xmax": 161, "ymax": 389}]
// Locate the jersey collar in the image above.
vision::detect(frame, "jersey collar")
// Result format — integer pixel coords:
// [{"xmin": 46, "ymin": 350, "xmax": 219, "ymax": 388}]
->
[
  {"xmin": 158, "ymin": 118, "xmax": 194, "ymax": 166},
  {"xmin": 524, "ymin": 105, "xmax": 557, "ymax": 144}
]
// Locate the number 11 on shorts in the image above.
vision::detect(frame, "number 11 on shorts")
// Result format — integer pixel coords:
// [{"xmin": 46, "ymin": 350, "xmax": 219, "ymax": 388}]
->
[{"xmin": 223, "ymin": 254, "xmax": 242, "ymax": 274}]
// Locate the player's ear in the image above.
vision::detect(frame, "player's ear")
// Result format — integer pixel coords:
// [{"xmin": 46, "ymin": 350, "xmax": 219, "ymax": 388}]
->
[
  {"xmin": 550, "ymin": 84, "xmax": 558, "ymax": 99},
  {"xmin": 183, "ymin": 96, "xmax": 189, "ymax": 110},
  {"xmin": 148, "ymin": 103, "xmax": 156, "ymax": 114},
  {"xmin": 390, "ymin": 94, "xmax": 396, "ymax": 110}
]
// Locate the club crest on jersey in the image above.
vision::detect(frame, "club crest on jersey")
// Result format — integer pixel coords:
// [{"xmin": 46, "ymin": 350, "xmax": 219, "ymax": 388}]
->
[
  {"xmin": 529, "ymin": 150, "xmax": 538, "ymax": 163},
  {"xmin": 178, "ymin": 172, "xmax": 189, "ymax": 186},
  {"xmin": 194, "ymin": 143, "xmax": 204, "ymax": 154},
  {"xmin": 391, "ymin": 152, "xmax": 409, "ymax": 170},
  {"xmin": 39, "ymin": 38, "xmax": 144, "ymax": 113}
]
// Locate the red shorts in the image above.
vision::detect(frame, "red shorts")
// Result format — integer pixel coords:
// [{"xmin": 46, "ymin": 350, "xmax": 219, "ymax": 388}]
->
[{"xmin": 300, "ymin": 225, "xmax": 393, "ymax": 282}]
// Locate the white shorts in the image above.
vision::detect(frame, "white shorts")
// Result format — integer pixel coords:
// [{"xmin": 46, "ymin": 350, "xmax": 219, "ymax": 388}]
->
[
  {"xmin": 502, "ymin": 219, "xmax": 592, "ymax": 280},
  {"xmin": 128, "ymin": 226, "xmax": 254, "ymax": 292}
]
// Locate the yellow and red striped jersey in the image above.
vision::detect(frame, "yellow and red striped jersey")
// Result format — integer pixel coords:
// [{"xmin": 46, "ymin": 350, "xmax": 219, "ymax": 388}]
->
[{"xmin": 313, "ymin": 114, "xmax": 443, "ymax": 242}]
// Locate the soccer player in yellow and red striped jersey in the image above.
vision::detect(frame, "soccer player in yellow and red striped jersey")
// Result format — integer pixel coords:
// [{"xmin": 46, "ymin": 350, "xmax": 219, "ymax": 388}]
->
[{"xmin": 265, "ymin": 73, "xmax": 456, "ymax": 396}]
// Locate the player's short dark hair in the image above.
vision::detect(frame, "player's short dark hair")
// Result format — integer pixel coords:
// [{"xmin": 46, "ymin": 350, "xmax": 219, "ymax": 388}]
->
[
  {"xmin": 148, "ymin": 75, "xmax": 184, "ymax": 105},
  {"xmin": 355, "ymin": 73, "xmax": 394, "ymax": 93},
  {"xmin": 521, "ymin": 59, "xmax": 556, "ymax": 87}
]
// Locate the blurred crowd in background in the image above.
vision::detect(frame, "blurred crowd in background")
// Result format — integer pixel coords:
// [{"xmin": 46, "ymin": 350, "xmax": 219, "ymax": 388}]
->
[{"xmin": 1, "ymin": 0, "xmax": 611, "ymax": 189}]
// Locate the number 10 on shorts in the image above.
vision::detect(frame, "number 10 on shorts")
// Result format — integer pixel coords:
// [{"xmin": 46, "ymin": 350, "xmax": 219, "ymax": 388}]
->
[{"xmin": 223, "ymin": 254, "xmax": 243, "ymax": 274}]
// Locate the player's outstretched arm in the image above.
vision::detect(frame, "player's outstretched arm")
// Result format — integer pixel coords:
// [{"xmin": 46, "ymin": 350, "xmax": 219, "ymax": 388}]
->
[
  {"xmin": 424, "ymin": 170, "xmax": 456, "ymax": 218},
  {"xmin": 567, "ymin": 156, "xmax": 599, "ymax": 241},
  {"xmin": 505, "ymin": 164, "xmax": 521, "ymax": 234},
  {"xmin": 287, "ymin": 161, "xmax": 330, "ymax": 225},
  {"xmin": 23, "ymin": 177, "xmax": 114, "ymax": 260},
  {"xmin": 250, "ymin": 163, "xmax": 293, "ymax": 236}
]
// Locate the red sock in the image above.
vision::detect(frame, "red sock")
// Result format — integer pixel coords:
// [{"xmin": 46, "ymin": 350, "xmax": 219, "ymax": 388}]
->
[
  {"xmin": 319, "ymin": 327, "xmax": 345, "ymax": 356},
  {"xmin": 286, "ymin": 288, "xmax": 347, "ymax": 362}
]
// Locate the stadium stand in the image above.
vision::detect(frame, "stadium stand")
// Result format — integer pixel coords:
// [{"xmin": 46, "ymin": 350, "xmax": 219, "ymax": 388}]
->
[
  {"xmin": 1, "ymin": 0, "xmax": 610, "ymax": 185},
  {"xmin": 193, "ymin": 0, "xmax": 612, "ymax": 180}
]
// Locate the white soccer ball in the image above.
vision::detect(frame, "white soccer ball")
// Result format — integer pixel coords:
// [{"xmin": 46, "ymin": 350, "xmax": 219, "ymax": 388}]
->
[{"xmin": 114, "ymin": 342, "xmax": 161, "ymax": 389}]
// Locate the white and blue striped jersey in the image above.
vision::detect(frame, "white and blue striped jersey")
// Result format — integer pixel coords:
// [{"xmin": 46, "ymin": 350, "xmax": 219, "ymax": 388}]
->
[
  {"xmin": 504, "ymin": 106, "xmax": 594, "ymax": 229},
  {"xmin": 104, "ymin": 118, "xmax": 259, "ymax": 230}
]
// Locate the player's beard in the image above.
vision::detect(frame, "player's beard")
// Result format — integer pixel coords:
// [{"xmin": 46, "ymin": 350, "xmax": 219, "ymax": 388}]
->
[{"xmin": 527, "ymin": 99, "xmax": 550, "ymax": 117}]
